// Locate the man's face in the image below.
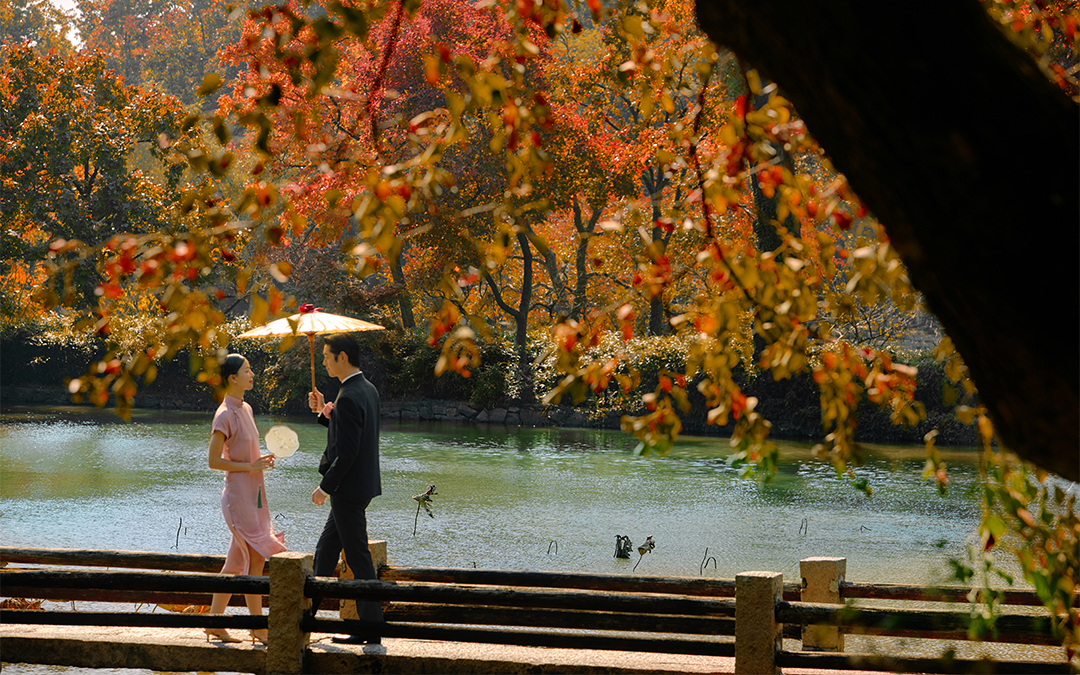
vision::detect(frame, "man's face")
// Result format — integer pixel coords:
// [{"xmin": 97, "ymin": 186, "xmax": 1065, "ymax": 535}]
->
[{"xmin": 322, "ymin": 344, "xmax": 343, "ymax": 380}]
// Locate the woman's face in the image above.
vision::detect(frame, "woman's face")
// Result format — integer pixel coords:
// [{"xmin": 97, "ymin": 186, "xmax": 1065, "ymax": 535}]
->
[{"xmin": 231, "ymin": 359, "xmax": 255, "ymax": 391}]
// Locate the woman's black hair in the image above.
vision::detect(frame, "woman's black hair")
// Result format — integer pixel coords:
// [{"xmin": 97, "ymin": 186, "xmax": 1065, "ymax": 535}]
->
[{"xmin": 222, "ymin": 353, "xmax": 246, "ymax": 383}]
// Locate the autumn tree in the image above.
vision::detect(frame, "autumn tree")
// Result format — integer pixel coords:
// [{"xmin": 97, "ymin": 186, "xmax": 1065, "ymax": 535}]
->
[
  {"xmin": 547, "ymin": 0, "xmax": 732, "ymax": 335},
  {"xmin": 76, "ymin": 0, "xmax": 160, "ymax": 86},
  {"xmin": 532, "ymin": 121, "xmax": 637, "ymax": 322},
  {"xmin": 75, "ymin": 0, "xmax": 238, "ymax": 107},
  {"xmin": 142, "ymin": 0, "xmax": 241, "ymax": 105},
  {"xmin": 1, "ymin": 0, "xmax": 74, "ymax": 53},
  {"xmin": 0, "ymin": 46, "xmax": 192, "ymax": 307}
]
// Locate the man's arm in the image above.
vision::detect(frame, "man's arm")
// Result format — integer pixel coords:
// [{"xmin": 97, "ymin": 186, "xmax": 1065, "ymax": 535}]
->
[{"xmin": 317, "ymin": 396, "xmax": 363, "ymax": 495}]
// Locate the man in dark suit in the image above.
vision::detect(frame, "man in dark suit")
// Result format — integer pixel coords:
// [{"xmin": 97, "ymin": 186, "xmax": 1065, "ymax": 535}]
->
[{"xmin": 308, "ymin": 333, "xmax": 383, "ymax": 645}]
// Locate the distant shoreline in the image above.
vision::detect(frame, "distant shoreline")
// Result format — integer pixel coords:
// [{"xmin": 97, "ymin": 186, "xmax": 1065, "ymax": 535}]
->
[{"xmin": 0, "ymin": 385, "xmax": 979, "ymax": 448}]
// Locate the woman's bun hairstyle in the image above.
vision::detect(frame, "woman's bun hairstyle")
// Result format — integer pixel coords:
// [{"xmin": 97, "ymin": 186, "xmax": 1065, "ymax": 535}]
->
[{"xmin": 221, "ymin": 353, "xmax": 246, "ymax": 383}]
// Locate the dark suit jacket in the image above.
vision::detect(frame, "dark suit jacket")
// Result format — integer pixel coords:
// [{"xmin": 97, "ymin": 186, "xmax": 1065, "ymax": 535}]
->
[{"xmin": 317, "ymin": 371, "xmax": 381, "ymax": 502}]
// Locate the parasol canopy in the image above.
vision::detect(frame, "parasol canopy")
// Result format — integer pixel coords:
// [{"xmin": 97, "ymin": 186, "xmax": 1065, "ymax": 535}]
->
[{"xmin": 234, "ymin": 304, "xmax": 385, "ymax": 393}]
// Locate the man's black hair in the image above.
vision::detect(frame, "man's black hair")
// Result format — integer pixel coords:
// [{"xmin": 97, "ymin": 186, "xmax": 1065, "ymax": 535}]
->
[{"xmin": 325, "ymin": 333, "xmax": 360, "ymax": 368}]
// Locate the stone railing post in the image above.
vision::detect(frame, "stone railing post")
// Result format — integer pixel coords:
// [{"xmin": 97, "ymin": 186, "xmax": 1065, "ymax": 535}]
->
[
  {"xmin": 800, "ymin": 557, "xmax": 846, "ymax": 651},
  {"xmin": 267, "ymin": 552, "xmax": 313, "ymax": 675},
  {"xmin": 340, "ymin": 539, "xmax": 388, "ymax": 620},
  {"xmin": 735, "ymin": 571, "xmax": 782, "ymax": 675}
]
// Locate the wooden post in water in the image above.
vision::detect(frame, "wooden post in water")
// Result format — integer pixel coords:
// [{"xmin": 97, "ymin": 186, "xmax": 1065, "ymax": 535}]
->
[
  {"xmin": 268, "ymin": 552, "xmax": 313, "ymax": 675},
  {"xmin": 800, "ymin": 557, "xmax": 846, "ymax": 651},
  {"xmin": 735, "ymin": 571, "xmax": 782, "ymax": 675}
]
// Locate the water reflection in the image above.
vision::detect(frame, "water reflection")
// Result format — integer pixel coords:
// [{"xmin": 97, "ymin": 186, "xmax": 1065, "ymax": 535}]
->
[{"xmin": 1, "ymin": 405, "xmax": 989, "ymax": 586}]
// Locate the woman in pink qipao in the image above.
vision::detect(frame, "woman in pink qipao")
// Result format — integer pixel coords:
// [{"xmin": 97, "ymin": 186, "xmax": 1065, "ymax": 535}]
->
[{"xmin": 204, "ymin": 354, "xmax": 286, "ymax": 645}]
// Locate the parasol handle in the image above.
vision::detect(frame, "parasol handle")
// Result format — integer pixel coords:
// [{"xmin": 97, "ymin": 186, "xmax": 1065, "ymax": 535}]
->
[{"xmin": 308, "ymin": 334, "xmax": 316, "ymax": 394}]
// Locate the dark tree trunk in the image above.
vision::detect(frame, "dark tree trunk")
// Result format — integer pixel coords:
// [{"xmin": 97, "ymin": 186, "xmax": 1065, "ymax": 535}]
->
[
  {"xmin": 571, "ymin": 196, "xmax": 604, "ymax": 322},
  {"xmin": 643, "ymin": 167, "xmax": 670, "ymax": 336},
  {"xmin": 516, "ymin": 232, "xmax": 536, "ymax": 403},
  {"xmin": 695, "ymin": 0, "xmax": 1079, "ymax": 481},
  {"xmin": 389, "ymin": 246, "xmax": 415, "ymax": 329},
  {"xmin": 746, "ymin": 85, "xmax": 787, "ymax": 254},
  {"xmin": 482, "ymin": 232, "xmax": 537, "ymax": 404}
]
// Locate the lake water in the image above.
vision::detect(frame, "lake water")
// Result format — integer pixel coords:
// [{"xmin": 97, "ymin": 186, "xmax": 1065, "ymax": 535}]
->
[
  {"xmin": 4, "ymin": 404, "xmax": 1068, "ymax": 672},
  {"xmin": 0, "ymin": 404, "xmax": 990, "ymax": 585}
]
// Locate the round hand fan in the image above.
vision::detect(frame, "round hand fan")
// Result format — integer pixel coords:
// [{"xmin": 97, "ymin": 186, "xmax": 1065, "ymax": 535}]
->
[{"xmin": 265, "ymin": 425, "xmax": 299, "ymax": 458}]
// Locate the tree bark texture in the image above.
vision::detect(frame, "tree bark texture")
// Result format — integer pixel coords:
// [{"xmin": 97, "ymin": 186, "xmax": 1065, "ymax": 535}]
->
[
  {"xmin": 695, "ymin": 0, "xmax": 1079, "ymax": 481},
  {"xmin": 389, "ymin": 246, "xmax": 416, "ymax": 329}
]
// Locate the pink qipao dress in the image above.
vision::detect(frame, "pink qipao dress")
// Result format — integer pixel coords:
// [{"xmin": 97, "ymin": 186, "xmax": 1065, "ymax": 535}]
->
[{"xmin": 212, "ymin": 396, "xmax": 286, "ymax": 565}]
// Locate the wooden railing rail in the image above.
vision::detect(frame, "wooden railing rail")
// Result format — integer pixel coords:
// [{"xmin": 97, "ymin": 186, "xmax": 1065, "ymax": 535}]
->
[
  {"xmin": 293, "ymin": 567, "xmax": 745, "ymax": 660},
  {"xmin": 839, "ymin": 580, "xmax": 1044, "ymax": 606},
  {"xmin": 777, "ymin": 651, "xmax": 1070, "ymax": 675},
  {"xmin": 0, "ymin": 609, "xmax": 265, "ymax": 631},
  {"xmin": 0, "ymin": 568, "xmax": 266, "ymax": 595},
  {"xmin": 307, "ymin": 616, "xmax": 737, "ymax": 657},
  {"xmin": 0, "ymin": 568, "xmax": 266, "ymax": 634},
  {"xmin": 377, "ymin": 602, "xmax": 735, "ymax": 634},
  {"xmin": 0, "ymin": 547, "xmax": 227, "ymax": 573},
  {"xmin": 306, "ymin": 577, "xmax": 738, "ymax": 615},
  {"xmin": 380, "ymin": 565, "xmax": 750, "ymax": 596},
  {"xmin": 777, "ymin": 600, "xmax": 1057, "ymax": 645},
  {"xmin": 735, "ymin": 569, "xmax": 1067, "ymax": 675}
]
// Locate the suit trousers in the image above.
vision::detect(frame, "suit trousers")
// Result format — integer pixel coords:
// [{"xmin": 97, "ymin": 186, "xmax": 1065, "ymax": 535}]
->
[{"xmin": 313, "ymin": 496, "xmax": 384, "ymax": 623}]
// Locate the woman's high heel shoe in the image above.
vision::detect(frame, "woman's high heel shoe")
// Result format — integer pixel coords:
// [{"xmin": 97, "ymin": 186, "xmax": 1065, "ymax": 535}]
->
[
  {"xmin": 250, "ymin": 629, "xmax": 269, "ymax": 646},
  {"xmin": 204, "ymin": 628, "xmax": 242, "ymax": 643}
]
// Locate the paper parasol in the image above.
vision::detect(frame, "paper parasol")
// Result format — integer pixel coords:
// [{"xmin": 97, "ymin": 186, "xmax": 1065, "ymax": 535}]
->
[
  {"xmin": 265, "ymin": 425, "xmax": 299, "ymax": 458},
  {"xmin": 234, "ymin": 304, "xmax": 385, "ymax": 393}
]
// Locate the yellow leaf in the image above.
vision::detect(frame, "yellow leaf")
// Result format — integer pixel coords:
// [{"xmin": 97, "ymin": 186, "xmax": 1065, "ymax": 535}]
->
[
  {"xmin": 236, "ymin": 267, "xmax": 252, "ymax": 295},
  {"xmin": 250, "ymin": 295, "xmax": 268, "ymax": 327},
  {"xmin": 942, "ymin": 383, "xmax": 957, "ymax": 406},
  {"xmin": 270, "ymin": 262, "xmax": 291, "ymax": 282},
  {"xmin": 187, "ymin": 310, "xmax": 206, "ymax": 331},
  {"xmin": 640, "ymin": 94, "xmax": 654, "ymax": 119},
  {"xmin": 746, "ymin": 69, "xmax": 762, "ymax": 95},
  {"xmin": 985, "ymin": 515, "xmax": 1007, "ymax": 538},
  {"xmin": 622, "ymin": 15, "xmax": 644, "ymax": 38},
  {"xmin": 198, "ymin": 73, "xmax": 222, "ymax": 97},
  {"xmin": 977, "ymin": 415, "xmax": 994, "ymax": 445}
]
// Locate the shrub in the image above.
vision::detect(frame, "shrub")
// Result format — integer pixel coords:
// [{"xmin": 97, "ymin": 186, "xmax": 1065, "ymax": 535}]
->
[
  {"xmin": 470, "ymin": 338, "xmax": 515, "ymax": 408},
  {"xmin": 381, "ymin": 329, "xmax": 515, "ymax": 407}
]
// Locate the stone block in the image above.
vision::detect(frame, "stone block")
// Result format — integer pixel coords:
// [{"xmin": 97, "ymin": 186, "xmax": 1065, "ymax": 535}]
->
[
  {"xmin": 735, "ymin": 571, "xmax": 782, "ymax": 675},
  {"xmin": 267, "ymin": 551, "xmax": 313, "ymax": 675},
  {"xmin": 458, "ymin": 402, "xmax": 480, "ymax": 418},
  {"xmin": 340, "ymin": 539, "xmax": 388, "ymax": 621},
  {"xmin": 800, "ymin": 556, "xmax": 845, "ymax": 651}
]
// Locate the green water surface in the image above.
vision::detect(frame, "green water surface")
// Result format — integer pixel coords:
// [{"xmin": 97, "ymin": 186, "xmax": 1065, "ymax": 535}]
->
[{"xmin": 0, "ymin": 404, "xmax": 984, "ymax": 585}]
